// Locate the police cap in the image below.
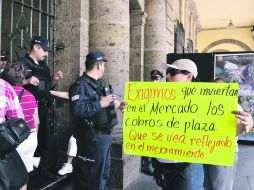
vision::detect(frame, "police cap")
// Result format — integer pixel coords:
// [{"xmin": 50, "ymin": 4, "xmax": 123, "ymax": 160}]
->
[
  {"xmin": 31, "ymin": 36, "xmax": 51, "ymax": 52},
  {"xmin": 1, "ymin": 50, "xmax": 9, "ymax": 61},
  {"xmin": 86, "ymin": 51, "xmax": 108, "ymax": 63},
  {"xmin": 151, "ymin": 70, "xmax": 163, "ymax": 81}
]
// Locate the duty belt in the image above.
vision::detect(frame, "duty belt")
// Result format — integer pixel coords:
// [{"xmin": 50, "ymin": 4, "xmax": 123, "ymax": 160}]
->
[{"xmin": 82, "ymin": 119, "xmax": 112, "ymax": 134}]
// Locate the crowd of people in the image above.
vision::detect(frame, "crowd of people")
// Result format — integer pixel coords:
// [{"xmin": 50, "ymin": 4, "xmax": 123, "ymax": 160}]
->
[
  {"xmin": 0, "ymin": 36, "xmax": 64, "ymax": 189},
  {"xmin": 0, "ymin": 35, "xmax": 253, "ymax": 190}
]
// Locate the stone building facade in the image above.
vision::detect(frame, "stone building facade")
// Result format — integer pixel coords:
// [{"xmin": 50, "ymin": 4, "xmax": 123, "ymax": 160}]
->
[
  {"xmin": 0, "ymin": 0, "xmax": 200, "ymax": 189},
  {"xmin": 54, "ymin": 0, "xmax": 200, "ymax": 189}
]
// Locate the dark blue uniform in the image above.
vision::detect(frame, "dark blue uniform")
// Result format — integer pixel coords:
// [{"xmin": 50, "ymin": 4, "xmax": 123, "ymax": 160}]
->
[
  {"xmin": 18, "ymin": 55, "xmax": 51, "ymax": 100},
  {"xmin": 69, "ymin": 73, "xmax": 117, "ymax": 190}
]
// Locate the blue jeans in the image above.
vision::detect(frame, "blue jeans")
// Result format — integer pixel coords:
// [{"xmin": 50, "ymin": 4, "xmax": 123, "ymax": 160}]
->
[
  {"xmin": 162, "ymin": 163, "xmax": 192, "ymax": 190},
  {"xmin": 154, "ymin": 162, "xmax": 203, "ymax": 190},
  {"xmin": 191, "ymin": 164, "xmax": 204, "ymax": 190}
]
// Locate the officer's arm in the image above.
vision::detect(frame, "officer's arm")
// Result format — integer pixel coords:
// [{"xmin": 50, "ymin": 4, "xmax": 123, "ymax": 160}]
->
[
  {"xmin": 19, "ymin": 59, "xmax": 39, "ymax": 86},
  {"xmin": 51, "ymin": 70, "xmax": 63, "ymax": 88},
  {"xmin": 69, "ymin": 81, "xmax": 101, "ymax": 118},
  {"xmin": 50, "ymin": 90, "xmax": 69, "ymax": 99},
  {"xmin": 23, "ymin": 76, "xmax": 39, "ymax": 86}
]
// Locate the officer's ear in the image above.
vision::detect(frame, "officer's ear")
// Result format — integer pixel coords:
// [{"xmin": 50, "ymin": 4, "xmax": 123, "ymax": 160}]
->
[
  {"xmin": 96, "ymin": 61, "xmax": 104, "ymax": 70},
  {"xmin": 33, "ymin": 44, "xmax": 42, "ymax": 52},
  {"xmin": 94, "ymin": 62, "xmax": 100, "ymax": 70}
]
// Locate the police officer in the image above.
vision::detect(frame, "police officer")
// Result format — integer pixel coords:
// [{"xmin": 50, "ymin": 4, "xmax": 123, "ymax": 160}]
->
[
  {"xmin": 150, "ymin": 69, "xmax": 163, "ymax": 82},
  {"xmin": 18, "ymin": 36, "xmax": 63, "ymax": 178},
  {"xmin": 141, "ymin": 70, "xmax": 164, "ymax": 176},
  {"xmin": 69, "ymin": 51, "xmax": 126, "ymax": 190}
]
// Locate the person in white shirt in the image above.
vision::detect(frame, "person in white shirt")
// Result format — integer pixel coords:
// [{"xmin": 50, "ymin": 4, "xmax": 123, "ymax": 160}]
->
[
  {"xmin": 153, "ymin": 62, "xmax": 253, "ymax": 190},
  {"xmin": 203, "ymin": 78, "xmax": 253, "ymax": 190}
]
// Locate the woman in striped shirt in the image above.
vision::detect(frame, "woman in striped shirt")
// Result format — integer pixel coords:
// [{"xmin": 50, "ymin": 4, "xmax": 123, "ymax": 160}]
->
[{"xmin": 3, "ymin": 62, "xmax": 39, "ymax": 173}]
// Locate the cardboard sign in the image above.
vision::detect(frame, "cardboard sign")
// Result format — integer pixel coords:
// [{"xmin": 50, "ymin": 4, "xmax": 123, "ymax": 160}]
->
[{"xmin": 123, "ymin": 82, "xmax": 238, "ymax": 166}]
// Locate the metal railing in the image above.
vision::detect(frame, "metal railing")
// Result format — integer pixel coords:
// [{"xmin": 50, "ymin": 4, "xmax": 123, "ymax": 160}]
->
[{"xmin": 0, "ymin": 0, "xmax": 56, "ymax": 62}]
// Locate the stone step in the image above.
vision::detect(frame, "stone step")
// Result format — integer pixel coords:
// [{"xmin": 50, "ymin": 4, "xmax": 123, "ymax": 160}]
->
[{"xmin": 28, "ymin": 169, "xmax": 72, "ymax": 190}]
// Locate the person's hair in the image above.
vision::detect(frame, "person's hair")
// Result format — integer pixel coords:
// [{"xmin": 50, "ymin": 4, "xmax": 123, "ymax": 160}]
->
[
  {"xmin": 85, "ymin": 59, "xmax": 96, "ymax": 71},
  {"xmin": 30, "ymin": 43, "xmax": 40, "ymax": 51},
  {"xmin": 85, "ymin": 60, "xmax": 103, "ymax": 71},
  {"xmin": 30, "ymin": 43, "xmax": 36, "ymax": 51},
  {"xmin": 213, "ymin": 77, "xmax": 225, "ymax": 83},
  {"xmin": 193, "ymin": 76, "xmax": 200, "ymax": 82},
  {"xmin": 3, "ymin": 62, "xmax": 27, "ymax": 86}
]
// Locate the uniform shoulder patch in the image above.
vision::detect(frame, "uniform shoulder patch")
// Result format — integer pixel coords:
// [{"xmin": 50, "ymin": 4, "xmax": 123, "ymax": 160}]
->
[{"xmin": 69, "ymin": 79, "xmax": 82, "ymax": 102}]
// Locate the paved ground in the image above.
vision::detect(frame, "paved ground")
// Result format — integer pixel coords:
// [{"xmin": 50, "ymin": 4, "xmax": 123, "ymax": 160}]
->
[
  {"xmin": 233, "ymin": 144, "xmax": 254, "ymax": 190},
  {"xmin": 125, "ymin": 144, "xmax": 254, "ymax": 190},
  {"xmin": 30, "ymin": 143, "xmax": 254, "ymax": 190}
]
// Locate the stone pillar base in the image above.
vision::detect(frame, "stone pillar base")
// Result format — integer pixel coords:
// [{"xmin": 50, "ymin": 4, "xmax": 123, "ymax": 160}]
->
[{"xmin": 106, "ymin": 127, "xmax": 141, "ymax": 189}]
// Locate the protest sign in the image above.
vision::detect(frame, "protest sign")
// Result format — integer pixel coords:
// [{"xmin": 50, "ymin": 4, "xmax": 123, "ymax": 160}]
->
[{"xmin": 123, "ymin": 82, "xmax": 238, "ymax": 166}]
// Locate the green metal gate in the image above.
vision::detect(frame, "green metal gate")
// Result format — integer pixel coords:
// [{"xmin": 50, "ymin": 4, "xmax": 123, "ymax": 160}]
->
[
  {"xmin": 0, "ymin": 0, "xmax": 59, "ymax": 167},
  {"xmin": 0, "ymin": 0, "xmax": 57, "ymax": 63}
]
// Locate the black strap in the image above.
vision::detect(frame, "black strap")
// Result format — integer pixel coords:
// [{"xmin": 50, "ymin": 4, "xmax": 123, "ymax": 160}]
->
[
  {"xmin": 4, "ymin": 89, "xmax": 24, "ymax": 121},
  {"xmin": 83, "ymin": 77, "xmax": 104, "ymax": 96},
  {"xmin": 18, "ymin": 89, "xmax": 25, "ymax": 102}
]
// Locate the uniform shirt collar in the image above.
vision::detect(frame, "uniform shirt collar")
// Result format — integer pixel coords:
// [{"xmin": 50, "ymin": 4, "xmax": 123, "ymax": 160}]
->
[{"xmin": 83, "ymin": 73, "xmax": 100, "ymax": 87}]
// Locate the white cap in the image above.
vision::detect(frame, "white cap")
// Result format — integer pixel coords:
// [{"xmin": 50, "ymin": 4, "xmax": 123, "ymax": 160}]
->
[{"xmin": 161, "ymin": 59, "xmax": 198, "ymax": 78}]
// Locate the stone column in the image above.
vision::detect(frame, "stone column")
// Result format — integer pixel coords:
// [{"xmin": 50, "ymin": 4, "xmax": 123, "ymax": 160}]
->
[
  {"xmin": 55, "ymin": 0, "xmax": 89, "ymax": 164},
  {"xmin": 144, "ymin": 0, "xmax": 168, "ymax": 81},
  {"xmin": 130, "ymin": 10, "xmax": 147, "ymax": 81},
  {"xmin": 89, "ymin": 0, "xmax": 129, "ymax": 98}
]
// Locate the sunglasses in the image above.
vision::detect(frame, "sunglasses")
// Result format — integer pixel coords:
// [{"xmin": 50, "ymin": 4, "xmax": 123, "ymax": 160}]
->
[{"xmin": 166, "ymin": 68, "xmax": 190, "ymax": 76}]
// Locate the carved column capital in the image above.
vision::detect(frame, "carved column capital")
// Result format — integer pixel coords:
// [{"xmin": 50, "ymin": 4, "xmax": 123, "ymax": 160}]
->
[{"xmin": 130, "ymin": 10, "xmax": 148, "ymax": 27}]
